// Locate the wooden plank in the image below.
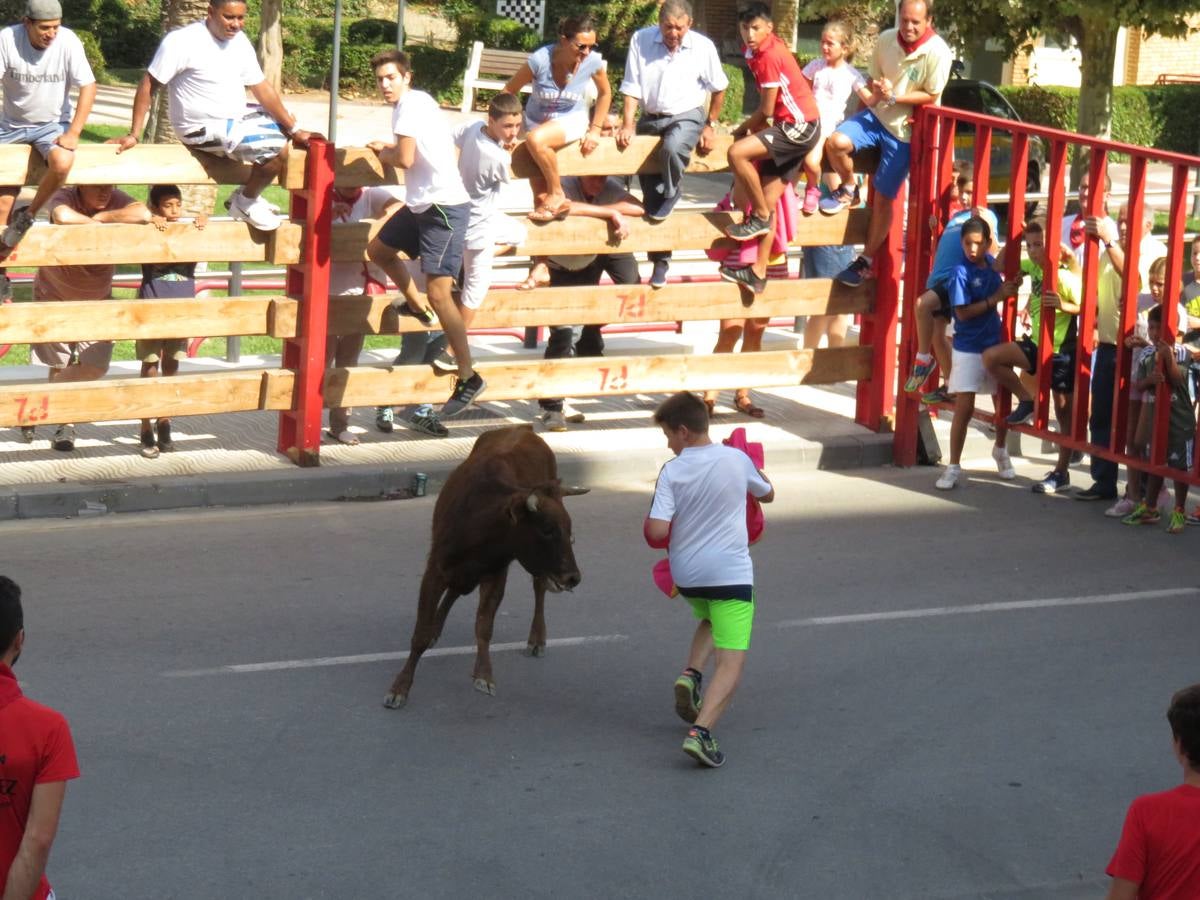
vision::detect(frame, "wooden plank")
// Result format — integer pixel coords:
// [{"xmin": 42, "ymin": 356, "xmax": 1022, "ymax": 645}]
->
[
  {"xmin": 322, "ymin": 278, "xmax": 873, "ymax": 336},
  {"xmin": 0, "ymin": 369, "xmax": 295, "ymax": 427},
  {"xmin": 326, "ymin": 347, "xmax": 873, "ymax": 407},
  {"xmin": 0, "ymin": 144, "xmax": 255, "ymax": 187},
  {"xmin": 328, "ymin": 208, "xmax": 869, "ymax": 262},
  {"xmin": 0, "ymin": 221, "xmax": 302, "ymax": 268},
  {"xmin": 283, "ymin": 148, "xmax": 404, "ymax": 191},
  {"xmin": 0, "ymin": 296, "xmax": 284, "ymax": 344}
]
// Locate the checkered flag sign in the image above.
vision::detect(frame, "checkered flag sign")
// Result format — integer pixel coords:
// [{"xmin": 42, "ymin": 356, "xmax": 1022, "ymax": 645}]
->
[{"xmin": 496, "ymin": 0, "xmax": 545, "ymax": 35}]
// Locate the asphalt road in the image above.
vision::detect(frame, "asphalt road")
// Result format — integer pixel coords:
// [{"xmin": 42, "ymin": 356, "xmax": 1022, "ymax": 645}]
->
[{"xmin": 3, "ymin": 460, "xmax": 1197, "ymax": 899}]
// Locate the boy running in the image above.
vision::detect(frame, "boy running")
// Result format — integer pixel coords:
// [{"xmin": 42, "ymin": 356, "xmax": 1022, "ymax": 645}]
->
[{"xmin": 645, "ymin": 391, "xmax": 774, "ymax": 767}]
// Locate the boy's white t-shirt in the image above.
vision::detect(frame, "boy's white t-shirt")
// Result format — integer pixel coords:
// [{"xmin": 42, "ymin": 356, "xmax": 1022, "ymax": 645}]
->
[
  {"xmin": 453, "ymin": 119, "xmax": 513, "ymax": 249},
  {"xmin": 649, "ymin": 442, "xmax": 771, "ymax": 589},
  {"xmin": 148, "ymin": 21, "xmax": 264, "ymax": 134},
  {"xmin": 0, "ymin": 24, "xmax": 95, "ymax": 129},
  {"xmin": 801, "ymin": 58, "xmax": 866, "ymax": 135},
  {"xmin": 328, "ymin": 186, "xmax": 405, "ymax": 296},
  {"xmin": 391, "ymin": 89, "xmax": 469, "ymax": 213}
]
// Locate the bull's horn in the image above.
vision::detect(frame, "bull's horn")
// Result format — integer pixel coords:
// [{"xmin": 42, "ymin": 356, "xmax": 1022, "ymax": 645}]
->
[
  {"xmin": 561, "ymin": 485, "xmax": 590, "ymax": 496},
  {"xmin": 526, "ymin": 492, "xmax": 540, "ymax": 513}
]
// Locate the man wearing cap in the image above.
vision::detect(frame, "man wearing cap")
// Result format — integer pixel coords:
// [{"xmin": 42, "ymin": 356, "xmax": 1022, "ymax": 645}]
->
[
  {"xmin": 0, "ymin": 0, "xmax": 97, "ymax": 298},
  {"xmin": 112, "ymin": 0, "xmax": 316, "ymax": 232}
]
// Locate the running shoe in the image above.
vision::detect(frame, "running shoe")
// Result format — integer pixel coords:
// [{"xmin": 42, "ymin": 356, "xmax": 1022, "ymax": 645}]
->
[
  {"xmin": 375, "ymin": 406, "xmax": 394, "ymax": 433},
  {"xmin": 935, "ymin": 463, "xmax": 961, "ymax": 490},
  {"xmin": 1006, "ymin": 399, "xmax": 1035, "ymax": 426},
  {"xmin": 920, "ymin": 386, "xmax": 953, "ymax": 406},
  {"xmin": 682, "ymin": 726, "xmax": 725, "ymax": 768},
  {"xmin": 441, "ymin": 371, "xmax": 486, "ymax": 418},
  {"xmin": 226, "ymin": 188, "xmax": 283, "ymax": 232},
  {"xmin": 992, "ymin": 446, "xmax": 1016, "ymax": 480},
  {"xmin": 649, "ymin": 258, "xmax": 670, "ymax": 290},
  {"xmin": 725, "ymin": 213, "xmax": 772, "ymax": 242},
  {"xmin": 429, "ymin": 349, "xmax": 457, "ymax": 376},
  {"xmin": 52, "ymin": 423, "xmax": 75, "ymax": 452},
  {"xmin": 539, "ymin": 409, "xmax": 567, "ymax": 432},
  {"xmin": 904, "ymin": 358, "xmax": 937, "ymax": 393},
  {"xmin": 404, "ymin": 409, "xmax": 449, "ymax": 437},
  {"xmin": 1121, "ymin": 502, "xmax": 1160, "ymax": 525},
  {"xmin": 818, "ymin": 183, "xmax": 860, "ymax": 215},
  {"xmin": 1167, "ymin": 509, "xmax": 1187, "ymax": 534},
  {"xmin": 835, "ymin": 255, "xmax": 872, "ymax": 287},
  {"xmin": 673, "ymin": 669, "xmax": 702, "ymax": 724},
  {"xmin": 802, "ymin": 184, "xmax": 821, "ymax": 215},
  {"xmin": 719, "ymin": 264, "xmax": 766, "ymax": 294},
  {"xmin": 1, "ymin": 206, "xmax": 35, "ymax": 249},
  {"xmin": 1032, "ymin": 470, "xmax": 1069, "ymax": 494},
  {"xmin": 1105, "ymin": 497, "xmax": 1136, "ymax": 518}
]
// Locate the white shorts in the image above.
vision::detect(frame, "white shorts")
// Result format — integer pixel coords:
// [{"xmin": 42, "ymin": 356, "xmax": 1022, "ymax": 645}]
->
[
  {"xmin": 525, "ymin": 111, "xmax": 589, "ymax": 145},
  {"xmin": 948, "ymin": 348, "xmax": 996, "ymax": 395}
]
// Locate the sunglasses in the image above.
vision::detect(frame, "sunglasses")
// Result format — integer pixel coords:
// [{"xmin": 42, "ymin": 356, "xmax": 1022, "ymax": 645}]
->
[{"xmin": 572, "ymin": 41, "xmax": 595, "ymax": 51}]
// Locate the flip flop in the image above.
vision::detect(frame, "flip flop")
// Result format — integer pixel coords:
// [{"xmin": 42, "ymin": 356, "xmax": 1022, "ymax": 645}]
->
[
  {"xmin": 528, "ymin": 200, "xmax": 571, "ymax": 223},
  {"xmin": 734, "ymin": 394, "xmax": 765, "ymax": 418}
]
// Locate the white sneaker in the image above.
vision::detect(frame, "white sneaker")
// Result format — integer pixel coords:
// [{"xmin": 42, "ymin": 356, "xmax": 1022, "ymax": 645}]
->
[
  {"xmin": 992, "ymin": 446, "xmax": 1016, "ymax": 480},
  {"xmin": 1105, "ymin": 497, "xmax": 1136, "ymax": 518},
  {"xmin": 539, "ymin": 410, "xmax": 567, "ymax": 432},
  {"xmin": 935, "ymin": 464, "xmax": 962, "ymax": 490},
  {"xmin": 227, "ymin": 188, "xmax": 283, "ymax": 232}
]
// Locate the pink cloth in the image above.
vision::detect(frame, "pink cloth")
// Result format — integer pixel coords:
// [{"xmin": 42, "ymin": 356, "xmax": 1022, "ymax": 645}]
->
[{"xmin": 706, "ymin": 182, "xmax": 799, "ymax": 267}]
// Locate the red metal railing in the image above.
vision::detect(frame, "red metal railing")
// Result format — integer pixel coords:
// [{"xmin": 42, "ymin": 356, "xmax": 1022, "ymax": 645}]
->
[{"xmin": 895, "ymin": 105, "xmax": 1200, "ymax": 486}]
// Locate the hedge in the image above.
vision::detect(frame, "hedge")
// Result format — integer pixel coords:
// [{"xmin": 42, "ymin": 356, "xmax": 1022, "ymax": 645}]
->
[{"xmin": 999, "ymin": 84, "xmax": 1200, "ymax": 156}]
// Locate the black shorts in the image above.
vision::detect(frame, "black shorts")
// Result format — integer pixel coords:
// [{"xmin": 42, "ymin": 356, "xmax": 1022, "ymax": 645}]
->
[
  {"xmin": 1016, "ymin": 337, "xmax": 1076, "ymax": 393},
  {"xmin": 930, "ymin": 282, "xmax": 952, "ymax": 319},
  {"xmin": 756, "ymin": 119, "xmax": 820, "ymax": 183},
  {"xmin": 376, "ymin": 202, "xmax": 468, "ymax": 278}
]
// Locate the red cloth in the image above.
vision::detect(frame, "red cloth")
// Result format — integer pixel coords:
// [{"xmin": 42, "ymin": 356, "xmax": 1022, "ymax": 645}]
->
[
  {"xmin": 897, "ymin": 26, "xmax": 939, "ymax": 55},
  {"xmin": 743, "ymin": 33, "xmax": 818, "ymax": 125},
  {"xmin": 1107, "ymin": 784, "xmax": 1200, "ymax": 899},
  {"xmin": 0, "ymin": 664, "xmax": 80, "ymax": 900}
]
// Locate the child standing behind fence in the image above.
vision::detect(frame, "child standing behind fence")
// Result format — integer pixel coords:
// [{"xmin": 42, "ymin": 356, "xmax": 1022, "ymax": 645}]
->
[{"xmin": 136, "ymin": 184, "xmax": 205, "ymax": 459}]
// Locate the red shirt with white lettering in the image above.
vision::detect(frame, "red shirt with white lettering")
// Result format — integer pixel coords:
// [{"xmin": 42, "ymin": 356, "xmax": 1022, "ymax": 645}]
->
[
  {"xmin": 0, "ymin": 663, "xmax": 79, "ymax": 900},
  {"xmin": 743, "ymin": 32, "xmax": 818, "ymax": 125},
  {"xmin": 1107, "ymin": 784, "xmax": 1200, "ymax": 899}
]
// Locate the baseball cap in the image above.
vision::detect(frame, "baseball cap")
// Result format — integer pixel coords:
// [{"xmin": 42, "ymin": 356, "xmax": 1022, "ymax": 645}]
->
[{"xmin": 26, "ymin": 0, "xmax": 62, "ymax": 20}]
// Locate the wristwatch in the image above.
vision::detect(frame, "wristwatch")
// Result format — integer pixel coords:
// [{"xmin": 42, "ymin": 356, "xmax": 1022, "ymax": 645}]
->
[{"xmin": 707, "ymin": 119, "xmax": 718, "ymax": 128}]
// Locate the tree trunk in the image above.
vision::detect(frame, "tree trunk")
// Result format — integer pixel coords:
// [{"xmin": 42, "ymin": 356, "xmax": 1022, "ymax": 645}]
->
[
  {"xmin": 151, "ymin": 0, "xmax": 224, "ymax": 218},
  {"xmin": 1076, "ymin": 15, "xmax": 1118, "ymax": 140},
  {"xmin": 257, "ymin": 0, "xmax": 283, "ymax": 93}
]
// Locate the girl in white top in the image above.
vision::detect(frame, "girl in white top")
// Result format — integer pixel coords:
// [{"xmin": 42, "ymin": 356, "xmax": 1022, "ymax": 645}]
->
[
  {"xmin": 800, "ymin": 21, "xmax": 873, "ymax": 214},
  {"xmin": 503, "ymin": 13, "xmax": 611, "ymax": 223}
]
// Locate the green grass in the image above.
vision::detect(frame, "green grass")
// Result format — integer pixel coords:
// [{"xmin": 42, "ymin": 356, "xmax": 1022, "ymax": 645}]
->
[{"xmin": 1153, "ymin": 211, "xmax": 1200, "ymax": 237}]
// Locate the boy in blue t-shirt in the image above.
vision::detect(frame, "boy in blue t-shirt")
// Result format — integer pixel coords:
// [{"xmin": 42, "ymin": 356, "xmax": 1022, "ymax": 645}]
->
[{"xmin": 935, "ymin": 216, "xmax": 1020, "ymax": 490}]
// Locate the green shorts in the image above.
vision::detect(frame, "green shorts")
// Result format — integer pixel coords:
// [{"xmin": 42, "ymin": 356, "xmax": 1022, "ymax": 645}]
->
[{"xmin": 685, "ymin": 596, "xmax": 755, "ymax": 651}]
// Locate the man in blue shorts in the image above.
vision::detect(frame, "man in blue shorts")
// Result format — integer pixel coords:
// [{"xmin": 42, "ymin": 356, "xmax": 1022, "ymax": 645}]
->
[
  {"xmin": 819, "ymin": 0, "xmax": 951, "ymax": 287},
  {"xmin": 0, "ymin": 0, "xmax": 97, "ymax": 298}
]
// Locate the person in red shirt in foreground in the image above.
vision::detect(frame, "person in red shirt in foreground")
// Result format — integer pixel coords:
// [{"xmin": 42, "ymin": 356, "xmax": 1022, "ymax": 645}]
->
[
  {"xmin": 1105, "ymin": 683, "xmax": 1200, "ymax": 899},
  {"xmin": 0, "ymin": 575, "xmax": 79, "ymax": 900}
]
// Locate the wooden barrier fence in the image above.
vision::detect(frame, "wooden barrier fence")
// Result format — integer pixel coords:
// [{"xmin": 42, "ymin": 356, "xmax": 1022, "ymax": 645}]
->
[{"xmin": 0, "ymin": 134, "xmax": 894, "ymax": 466}]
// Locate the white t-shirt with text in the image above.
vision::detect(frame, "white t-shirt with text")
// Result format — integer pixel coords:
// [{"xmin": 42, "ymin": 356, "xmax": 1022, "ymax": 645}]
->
[
  {"xmin": 390, "ymin": 89, "xmax": 469, "ymax": 213},
  {"xmin": 0, "ymin": 24, "xmax": 94, "ymax": 129}
]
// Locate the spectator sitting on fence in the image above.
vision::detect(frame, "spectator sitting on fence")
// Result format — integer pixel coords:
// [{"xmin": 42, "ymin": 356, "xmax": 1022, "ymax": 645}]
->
[
  {"xmin": 135, "ymin": 184, "xmax": 206, "ymax": 459},
  {"xmin": 536, "ymin": 174, "xmax": 643, "ymax": 432},
  {"xmin": 932, "ymin": 215, "xmax": 1020, "ymax": 491},
  {"xmin": 24, "ymin": 183, "xmax": 150, "ymax": 452},
  {"xmin": 719, "ymin": 3, "xmax": 820, "ymax": 297},
  {"xmin": 820, "ymin": 0, "xmax": 952, "ymax": 289},
  {"xmin": 1183, "ymin": 234, "xmax": 1200, "ymax": 329},
  {"xmin": 1077, "ymin": 202, "xmax": 1167, "ymax": 503},
  {"xmin": 504, "ymin": 13, "xmax": 611, "ymax": 224},
  {"xmin": 980, "ymin": 218, "xmax": 1081, "ymax": 495},
  {"xmin": 112, "ymin": 0, "xmax": 317, "ymax": 233},
  {"xmin": 0, "ymin": 0, "xmax": 96, "ymax": 299},
  {"xmin": 705, "ymin": 178, "xmax": 796, "ymax": 418},
  {"xmin": 366, "ymin": 49, "xmax": 485, "ymax": 419},
  {"xmin": 615, "ymin": 0, "xmax": 727, "ymax": 289}
]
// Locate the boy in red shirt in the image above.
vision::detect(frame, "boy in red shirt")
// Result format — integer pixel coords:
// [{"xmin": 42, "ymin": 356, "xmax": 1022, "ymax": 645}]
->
[
  {"xmin": 1105, "ymin": 683, "xmax": 1200, "ymax": 899},
  {"xmin": 0, "ymin": 576, "xmax": 79, "ymax": 900},
  {"xmin": 719, "ymin": 1, "xmax": 820, "ymax": 294}
]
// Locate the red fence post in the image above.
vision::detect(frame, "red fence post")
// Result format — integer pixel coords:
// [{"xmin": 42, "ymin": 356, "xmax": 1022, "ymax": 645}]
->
[{"xmin": 277, "ymin": 138, "xmax": 335, "ymax": 466}]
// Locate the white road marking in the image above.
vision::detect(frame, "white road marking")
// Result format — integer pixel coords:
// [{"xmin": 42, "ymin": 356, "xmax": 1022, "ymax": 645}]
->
[
  {"xmin": 775, "ymin": 587, "xmax": 1200, "ymax": 629},
  {"xmin": 163, "ymin": 633, "xmax": 628, "ymax": 677}
]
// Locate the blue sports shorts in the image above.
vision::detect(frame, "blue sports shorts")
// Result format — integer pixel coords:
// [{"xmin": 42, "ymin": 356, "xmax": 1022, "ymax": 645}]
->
[
  {"xmin": 376, "ymin": 202, "xmax": 468, "ymax": 279},
  {"xmin": 835, "ymin": 109, "xmax": 911, "ymax": 200}
]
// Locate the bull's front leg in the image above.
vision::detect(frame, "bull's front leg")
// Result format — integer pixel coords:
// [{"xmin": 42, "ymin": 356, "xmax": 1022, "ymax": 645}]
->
[
  {"xmin": 472, "ymin": 567, "xmax": 509, "ymax": 696},
  {"xmin": 523, "ymin": 576, "xmax": 548, "ymax": 658},
  {"xmin": 384, "ymin": 564, "xmax": 447, "ymax": 709}
]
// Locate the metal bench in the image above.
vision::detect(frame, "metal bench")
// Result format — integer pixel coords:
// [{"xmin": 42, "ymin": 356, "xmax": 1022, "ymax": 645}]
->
[{"xmin": 460, "ymin": 41, "xmax": 531, "ymax": 113}]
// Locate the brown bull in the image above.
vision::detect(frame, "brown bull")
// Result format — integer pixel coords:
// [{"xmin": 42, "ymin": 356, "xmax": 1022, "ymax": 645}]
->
[{"xmin": 384, "ymin": 426, "xmax": 587, "ymax": 709}]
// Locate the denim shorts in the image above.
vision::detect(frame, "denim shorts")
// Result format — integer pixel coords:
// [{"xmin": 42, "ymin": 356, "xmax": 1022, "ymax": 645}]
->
[
  {"xmin": 0, "ymin": 120, "xmax": 67, "ymax": 159},
  {"xmin": 835, "ymin": 109, "xmax": 911, "ymax": 199},
  {"xmin": 376, "ymin": 202, "xmax": 468, "ymax": 278}
]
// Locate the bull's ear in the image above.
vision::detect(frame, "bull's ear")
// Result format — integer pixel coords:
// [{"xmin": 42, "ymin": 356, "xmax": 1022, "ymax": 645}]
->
[{"xmin": 560, "ymin": 485, "xmax": 590, "ymax": 496}]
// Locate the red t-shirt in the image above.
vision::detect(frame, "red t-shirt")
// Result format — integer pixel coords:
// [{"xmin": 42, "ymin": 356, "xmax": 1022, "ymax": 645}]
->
[
  {"xmin": 744, "ymin": 32, "xmax": 819, "ymax": 126},
  {"xmin": 1107, "ymin": 784, "xmax": 1200, "ymax": 899},
  {"xmin": 0, "ymin": 663, "xmax": 80, "ymax": 900}
]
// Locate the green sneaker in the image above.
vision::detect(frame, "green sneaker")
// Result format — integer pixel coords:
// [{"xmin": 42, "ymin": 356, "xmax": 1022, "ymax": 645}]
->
[
  {"xmin": 1121, "ymin": 502, "xmax": 1160, "ymax": 526},
  {"xmin": 673, "ymin": 669, "xmax": 702, "ymax": 724},
  {"xmin": 682, "ymin": 726, "xmax": 725, "ymax": 768},
  {"xmin": 1167, "ymin": 508, "xmax": 1187, "ymax": 534}
]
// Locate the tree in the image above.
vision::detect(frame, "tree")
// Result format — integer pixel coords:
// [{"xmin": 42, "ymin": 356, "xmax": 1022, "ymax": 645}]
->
[{"xmin": 257, "ymin": 0, "xmax": 283, "ymax": 92}]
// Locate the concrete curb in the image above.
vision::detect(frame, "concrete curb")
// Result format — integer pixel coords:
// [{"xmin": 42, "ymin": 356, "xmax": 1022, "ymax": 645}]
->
[{"xmin": 0, "ymin": 432, "xmax": 897, "ymax": 520}]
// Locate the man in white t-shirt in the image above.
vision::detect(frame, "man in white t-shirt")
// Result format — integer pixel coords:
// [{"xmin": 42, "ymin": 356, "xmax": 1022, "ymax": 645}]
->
[
  {"xmin": 365, "ymin": 49, "xmax": 482, "ymax": 418},
  {"xmin": 112, "ymin": 0, "xmax": 316, "ymax": 232},
  {"xmin": 645, "ymin": 391, "xmax": 774, "ymax": 768},
  {"xmin": 0, "ymin": 0, "xmax": 96, "ymax": 294}
]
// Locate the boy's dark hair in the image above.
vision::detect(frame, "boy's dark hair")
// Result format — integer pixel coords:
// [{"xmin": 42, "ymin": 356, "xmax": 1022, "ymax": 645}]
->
[
  {"xmin": 961, "ymin": 214, "xmax": 991, "ymax": 244},
  {"xmin": 653, "ymin": 391, "xmax": 710, "ymax": 434},
  {"xmin": 488, "ymin": 92, "xmax": 523, "ymax": 119},
  {"xmin": 737, "ymin": 2, "xmax": 772, "ymax": 24},
  {"xmin": 1147, "ymin": 304, "xmax": 1162, "ymax": 324},
  {"xmin": 1168, "ymin": 684, "xmax": 1200, "ymax": 769},
  {"xmin": 149, "ymin": 184, "xmax": 182, "ymax": 210},
  {"xmin": 0, "ymin": 576, "xmax": 22, "ymax": 655},
  {"xmin": 1024, "ymin": 217, "xmax": 1045, "ymax": 237},
  {"xmin": 371, "ymin": 48, "xmax": 411, "ymax": 75},
  {"xmin": 557, "ymin": 12, "xmax": 597, "ymax": 38}
]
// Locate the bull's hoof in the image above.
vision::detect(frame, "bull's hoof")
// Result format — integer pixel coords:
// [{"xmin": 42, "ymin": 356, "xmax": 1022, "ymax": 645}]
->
[
  {"xmin": 473, "ymin": 677, "xmax": 496, "ymax": 696},
  {"xmin": 383, "ymin": 692, "xmax": 408, "ymax": 709},
  {"xmin": 523, "ymin": 643, "xmax": 546, "ymax": 658}
]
